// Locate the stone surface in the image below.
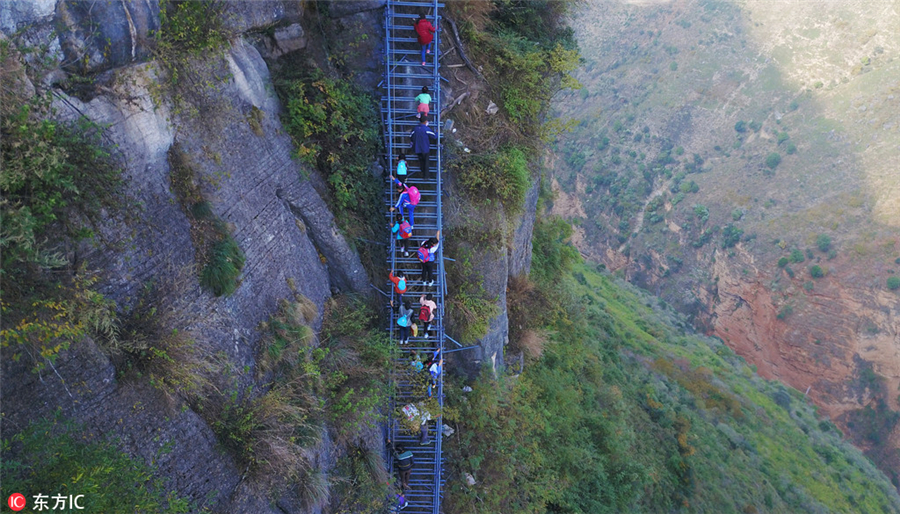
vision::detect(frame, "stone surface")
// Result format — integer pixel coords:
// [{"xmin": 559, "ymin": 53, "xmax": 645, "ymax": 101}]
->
[
  {"xmin": 509, "ymin": 179, "xmax": 540, "ymax": 277},
  {"xmin": 327, "ymin": 0, "xmax": 386, "ymax": 19},
  {"xmin": 272, "ymin": 23, "xmax": 306, "ymax": 55},
  {"xmin": 55, "ymin": 0, "xmax": 160, "ymax": 74},
  {"xmin": 9, "ymin": 36, "xmax": 371, "ymax": 512},
  {"xmin": 222, "ymin": 0, "xmax": 303, "ymax": 34},
  {"xmin": 0, "ymin": 338, "xmax": 256, "ymax": 513},
  {"xmin": 0, "ymin": 0, "xmax": 55, "ymax": 34}
]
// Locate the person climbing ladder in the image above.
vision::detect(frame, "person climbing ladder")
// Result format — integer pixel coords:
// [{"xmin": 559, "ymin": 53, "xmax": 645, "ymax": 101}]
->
[
  {"xmin": 414, "ymin": 13, "xmax": 436, "ymax": 66},
  {"xmin": 418, "ymin": 293, "xmax": 437, "ymax": 339},
  {"xmin": 415, "ymin": 86, "xmax": 431, "ymax": 119},
  {"xmin": 409, "ymin": 116, "xmax": 437, "ymax": 177},
  {"xmin": 391, "ymin": 299, "xmax": 413, "ymax": 345},
  {"xmin": 389, "ymin": 174, "xmax": 420, "ymax": 226},
  {"xmin": 417, "ymin": 231, "xmax": 440, "ymax": 287},
  {"xmin": 391, "ymin": 213, "xmax": 413, "ymax": 256}
]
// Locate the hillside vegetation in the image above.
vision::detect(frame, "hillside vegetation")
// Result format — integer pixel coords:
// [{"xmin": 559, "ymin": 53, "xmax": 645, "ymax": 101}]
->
[
  {"xmin": 445, "ymin": 211, "xmax": 900, "ymax": 514},
  {"xmin": 548, "ymin": 0, "xmax": 900, "ymax": 487}
]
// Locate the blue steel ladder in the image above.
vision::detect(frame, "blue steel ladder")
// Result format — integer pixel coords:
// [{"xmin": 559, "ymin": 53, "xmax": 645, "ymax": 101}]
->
[{"xmin": 382, "ymin": 0, "xmax": 446, "ymax": 513}]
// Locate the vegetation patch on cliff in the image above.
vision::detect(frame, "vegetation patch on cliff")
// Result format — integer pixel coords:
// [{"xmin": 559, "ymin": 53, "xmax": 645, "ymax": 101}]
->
[
  {"xmin": 0, "ymin": 65, "xmax": 124, "ymax": 373},
  {"xmin": 1, "ymin": 416, "xmax": 190, "ymax": 512},
  {"xmin": 444, "ymin": 214, "xmax": 900, "ymax": 513},
  {"xmin": 167, "ymin": 144, "xmax": 245, "ymax": 297}
]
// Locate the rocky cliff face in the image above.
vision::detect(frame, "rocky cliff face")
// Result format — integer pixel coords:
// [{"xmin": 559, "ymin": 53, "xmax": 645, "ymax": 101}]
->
[{"xmin": 1, "ymin": 1, "xmax": 381, "ymax": 511}]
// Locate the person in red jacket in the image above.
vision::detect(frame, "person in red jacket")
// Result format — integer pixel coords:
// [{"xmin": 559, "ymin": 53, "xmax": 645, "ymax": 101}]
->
[{"xmin": 415, "ymin": 14, "xmax": 436, "ymax": 66}]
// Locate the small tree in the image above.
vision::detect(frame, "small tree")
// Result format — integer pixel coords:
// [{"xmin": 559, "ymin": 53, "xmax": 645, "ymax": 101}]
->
[
  {"xmin": 809, "ymin": 265, "xmax": 824, "ymax": 279},
  {"xmin": 766, "ymin": 152, "xmax": 782, "ymax": 170},
  {"xmin": 816, "ymin": 234, "xmax": 831, "ymax": 252},
  {"xmin": 888, "ymin": 276, "xmax": 900, "ymax": 291}
]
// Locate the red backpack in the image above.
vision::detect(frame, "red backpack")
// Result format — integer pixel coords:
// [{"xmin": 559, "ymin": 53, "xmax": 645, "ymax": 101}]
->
[
  {"xmin": 406, "ymin": 186, "xmax": 421, "ymax": 206},
  {"xmin": 419, "ymin": 304, "xmax": 431, "ymax": 321},
  {"xmin": 399, "ymin": 221, "xmax": 412, "ymax": 239},
  {"xmin": 417, "ymin": 247, "xmax": 434, "ymax": 263}
]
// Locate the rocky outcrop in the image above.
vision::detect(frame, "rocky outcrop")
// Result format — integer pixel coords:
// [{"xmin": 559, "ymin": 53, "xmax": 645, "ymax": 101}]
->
[
  {"xmin": 0, "ymin": 337, "xmax": 271, "ymax": 513},
  {"xmin": 3, "ymin": 8, "xmax": 371, "ymax": 510},
  {"xmin": 55, "ymin": 0, "xmax": 160, "ymax": 74}
]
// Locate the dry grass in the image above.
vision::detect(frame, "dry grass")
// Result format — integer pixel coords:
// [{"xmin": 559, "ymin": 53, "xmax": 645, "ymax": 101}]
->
[
  {"xmin": 444, "ymin": 0, "xmax": 494, "ymax": 34},
  {"xmin": 516, "ymin": 329, "xmax": 548, "ymax": 359},
  {"xmin": 257, "ymin": 297, "xmax": 317, "ymax": 375},
  {"xmin": 113, "ymin": 266, "xmax": 221, "ymax": 404}
]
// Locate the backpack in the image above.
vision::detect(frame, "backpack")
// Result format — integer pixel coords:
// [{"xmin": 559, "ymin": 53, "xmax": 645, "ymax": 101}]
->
[
  {"xmin": 399, "ymin": 221, "xmax": 412, "ymax": 239},
  {"xmin": 396, "ymin": 277, "xmax": 407, "ymax": 292},
  {"xmin": 417, "ymin": 247, "xmax": 434, "ymax": 263},
  {"xmin": 397, "ymin": 313, "xmax": 409, "ymax": 327},
  {"xmin": 397, "ymin": 160, "xmax": 407, "ymax": 176},
  {"xmin": 419, "ymin": 304, "xmax": 431, "ymax": 322},
  {"xmin": 407, "ymin": 186, "xmax": 421, "ymax": 206},
  {"xmin": 396, "ymin": 449, "xmax": 414, "ymax": 469}
]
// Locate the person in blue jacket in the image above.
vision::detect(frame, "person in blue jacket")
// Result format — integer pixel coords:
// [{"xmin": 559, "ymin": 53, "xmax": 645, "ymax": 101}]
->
[
  {"xmin": 390, "ymin": 174, "xmax": 419, "ymax": 226},
  {"xmin": 391, "ymin": 212, "xmax": 413, "ymax": 256},
  {"xmin": 409, "ymin": 115, "xmax": 437, "ymax": 176}
]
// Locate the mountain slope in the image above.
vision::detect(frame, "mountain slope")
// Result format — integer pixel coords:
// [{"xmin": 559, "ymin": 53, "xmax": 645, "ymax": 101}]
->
[{"xmin": 549, "ymin": 0, "xmax": 900, "ymax": 485}]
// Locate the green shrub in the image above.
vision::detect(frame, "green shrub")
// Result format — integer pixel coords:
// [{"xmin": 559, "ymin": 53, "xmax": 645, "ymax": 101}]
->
[
  {"xmin": 722, "ymin": 224, "xmax": 744, "ymax": 248},
  {"xmin": 887, "ymin": 276, "xmax": 900, "ymax": 291},
  {"xmin": 777, "ymin": 304, "xmax": 794, "ymax": 319},
  {"xmin": 1, "ymin": 99, "xmax": 123, "ymax": 372},
  {"xmin": 809, "ymin": 265, "xmax": 824, "ymax": 278},
  {"xmin": 465, "ymin": 0, "xmax": 579, "ymax": 133},
  {"xmin": 731, "ymin": 208, "xmax": 744, "ymax": 221},
  {"xmin": 456, "ymin": 146, "xmax": 531, "ymax": 214},
  {"xmin": 749, "ymin": 120, "xmax": 762, "ymax": 132},
  {"xmin": 816, "ymin": 234, "xmax": 831, "ymax": 252},
  {"xmin": 786, "ymin": 142, "xmax": 797, "ymax": 155},
  {"xmin": 1, "ymin": 417, "xmax": 189, "ymax": 513},
  {"xmin": 765, "ymin": 152, "xmax": 782, "ymax": 170},
  {"xmin": 531, "ymin": 215, "xmax": 580, "ymax": 284},
  {"xmin": 1, "ymin": 106, "xmax": 122, "ymax": 268},
  {"xmin": 155, "ymin": 0, "xmax": 226, "ymax": 56},
  {"xmin": 734, "ymin": 121, "xmax": 747, "ymax": 133},
  {"xmin": 199, "ymin": 235, "xmax": 246, "ymax": 296},
  {"xmin": 777, "ymin": 257, "xmax": 789, "ymax": 268},
  {"xmin": 776, "ymin": 132, "xmax": 790, "ymax": 145},
  {"xmin": 693, "ymin": 204, "xmax": 710, "ymax": 223},
  {"xmin": 277, "ymin": 68, "xmax": 381, "ymax": 227},
  {"xmin": 789, "ymin": 249, "xmax": 805, "ymax": 263}
]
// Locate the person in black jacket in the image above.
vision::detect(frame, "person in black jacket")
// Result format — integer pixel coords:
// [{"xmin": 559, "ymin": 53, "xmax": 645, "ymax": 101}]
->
[
  {"xmin": 409, "ymin": 115, "xmax": 437, "ymax": 176},
  {"xmin": 388, "ymin": 439, "xmax": 415, "ymax": 491}
]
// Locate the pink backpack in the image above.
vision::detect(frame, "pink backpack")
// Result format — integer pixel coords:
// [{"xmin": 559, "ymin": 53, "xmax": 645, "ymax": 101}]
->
[{"xmin": 407, "ymin": 186, "xmax": 421, "ymax": 206}]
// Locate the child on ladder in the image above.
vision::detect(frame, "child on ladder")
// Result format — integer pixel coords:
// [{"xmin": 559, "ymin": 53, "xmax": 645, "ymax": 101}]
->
[
  {"xmin": 418, "ymin": 293, "xmax": 437, "ymax": 339},
  {"xmin": 389, "ymin": 175, "xmax": 420, "ymax": 226},
  {"xmin": 396, "ymin": 152, "xmax": 407, "ymax": 177},
  {"xmin": 391, "ymin": 299, "xmax": 413, "ymax": 345},
  {"xmin": 417, "ymin": 231, "xmax": 440, "ymax": 287},
  {"xmin": 415, "ymin": 13, "xmax": 437, "ymax": 66},
  {"xmin": 415, "ymin": 86, "xmax": 431, "ymax": 119},
  {"xmin": 391, "ymin": 213, "xmax": 413, "ymax": 256}
]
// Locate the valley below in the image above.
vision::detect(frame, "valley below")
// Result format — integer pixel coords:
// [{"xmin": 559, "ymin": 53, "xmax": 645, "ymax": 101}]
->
[{"xmin": 551, "ymin": 0, "xmax": 900, "ymax": 486}]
